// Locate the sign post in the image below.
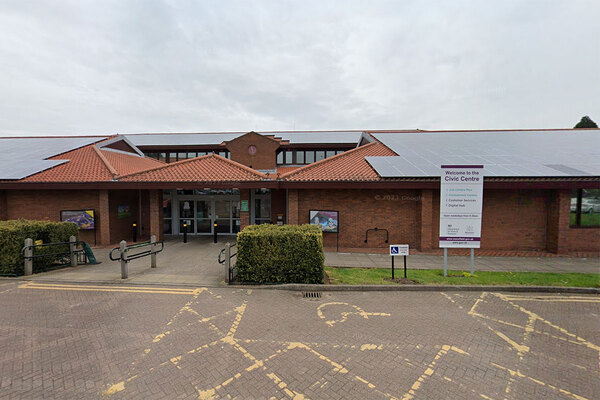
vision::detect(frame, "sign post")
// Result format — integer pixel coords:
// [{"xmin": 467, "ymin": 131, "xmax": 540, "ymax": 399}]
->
[
  {"xmin": 439, "ymin": 165, "xmax": 484, "ymax": 276},
  {"xmin": 390, "ymin": 244, "xmax": 409, "ymax": 279}
]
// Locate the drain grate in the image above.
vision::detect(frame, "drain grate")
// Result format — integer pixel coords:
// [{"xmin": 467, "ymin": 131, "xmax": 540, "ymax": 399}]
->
[{"xmin": 302, "ymin": 291, "xmax": 322, "ymax": 299}]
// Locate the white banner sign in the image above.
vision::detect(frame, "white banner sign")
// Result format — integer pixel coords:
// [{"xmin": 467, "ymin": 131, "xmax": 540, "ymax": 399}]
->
[{"xmin": 439, "ymin": 165, "xmax": 484, "ymax": 248}]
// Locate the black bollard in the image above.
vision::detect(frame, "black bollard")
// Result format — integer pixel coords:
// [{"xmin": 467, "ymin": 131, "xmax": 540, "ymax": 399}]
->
[
  {"xmin": 213, "ymin": 221, "xmax": 218, "ymax": 243},
  {"xmin": 183, "ymin": 223, "xmax": 188, "ymax": 243},
  {"xmin": 132, "ymin": 222, "xmax": 137, "ymax": 242}
]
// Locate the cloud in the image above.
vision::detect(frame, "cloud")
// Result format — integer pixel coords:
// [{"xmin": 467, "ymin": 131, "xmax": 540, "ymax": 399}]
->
[{"xmin": 0, "ymin": 0, "xmax": 598, "ymax": 136}]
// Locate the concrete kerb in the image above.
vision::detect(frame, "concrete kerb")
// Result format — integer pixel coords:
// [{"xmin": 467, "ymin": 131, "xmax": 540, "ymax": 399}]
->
[{"xmin": 8, "ymin": 277, "xmax": 600, "ymax": 294}]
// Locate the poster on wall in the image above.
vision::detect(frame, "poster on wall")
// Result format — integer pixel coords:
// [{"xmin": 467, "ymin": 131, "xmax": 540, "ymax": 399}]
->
[
  {"xmin": 309, "ymin": 210, "xmax": 339, "ymax": 233},
  {"xmin": 60, "ymin": 210, "xmax": 95, "ymax": 230},
  {"xmin": 117, "ymin": 205, "xmax": 131, "ymax": 219},
  {"xmin": 439, "ymin": 165, "xmax": 484, "ymax": 248}
]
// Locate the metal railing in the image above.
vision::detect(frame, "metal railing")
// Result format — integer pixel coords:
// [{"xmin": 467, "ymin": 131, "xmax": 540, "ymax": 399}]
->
[
  {"xmin": 20, "ymin": 236, "xmax": 85, "ymax": 276},
  {"xmin": 364, "ymin": 227, "xmax": 389, "ymax": 244},
  {"xmin": 109, "ymin": 235, "xmax": 164, "ymax": 279},
  {"xmin": 218, "ymin": 242, "xmax": 237, "ymax": 283}
]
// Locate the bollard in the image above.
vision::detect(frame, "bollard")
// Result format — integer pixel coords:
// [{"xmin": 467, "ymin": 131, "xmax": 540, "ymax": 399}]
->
[
  {"xmin": 24, "ymin": 238, "xmax": 33, "ymax": 276},
  {"xmin": 132, "ymin": 222, "xmax": 137, "ymax": 242},
  {"xmin": 150, "ymin": 235, "xmax": 157, "ymax": 268},
  {"xmin": 183, "ymin": 223, "xmax": 188, "ymax": 243},
  {"xmin": 120, "ymin": 240, "xmax": 128, "ymax": 279},
  {"xmin": 69, "ymin": 235, "xmax": 77, "ymax": 267},
  {"xmin": 213, "ymin": 221, "xmax": 218, "ymax": 243},
  {"xmin": 225, "ymin": 242, "xmax": 230, "ymax": 283}
]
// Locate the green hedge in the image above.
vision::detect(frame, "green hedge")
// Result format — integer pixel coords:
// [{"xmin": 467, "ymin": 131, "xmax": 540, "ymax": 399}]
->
[
  {"xmin": 236, "ymin": 224, "xmax": 325, "ymax": 284},
  {"xmin": 0, "ymin": 219, "xmax": 79, "ymax": 275}
]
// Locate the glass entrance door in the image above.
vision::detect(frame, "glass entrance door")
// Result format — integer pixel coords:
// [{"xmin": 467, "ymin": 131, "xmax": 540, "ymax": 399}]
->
[
  {"xmin": 196, "ymin": 200, "xmax": 212, "ymax": 234},
  {"xmin": 179, "ymin": 200, "xmax": 195, "ymax": 234},
  {"xmin": 214, "ymin": 200, "xmax": 231, "ymax": 234},
  {"xmin": 178, "ymin": 198, "xmax": 238, "ymax": 235}
]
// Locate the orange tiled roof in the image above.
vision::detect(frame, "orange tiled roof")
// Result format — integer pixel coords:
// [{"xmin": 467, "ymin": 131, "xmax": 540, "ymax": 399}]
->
[
  {"xmin": 276, "ymin": 166, "xmax": 301, "ymax": 175},
  {"xmin": 21, "ymin": 144, "xmax": 164, "ymax": 182},
  {"xmin": 280, "ymin": 142, "xmax": 396, "ymax": 181},
  {"xmin": 101, "ymin": 149, "xmax": 164, "ymax": 176},
  {"xmin": 118, "ymin": 154, "xmax": 268, "ymax": 182}
]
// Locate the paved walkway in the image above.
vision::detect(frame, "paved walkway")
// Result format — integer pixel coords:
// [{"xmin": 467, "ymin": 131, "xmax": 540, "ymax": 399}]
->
[
  {"xmin": 15, "ymin": 239, "xmax": 599, "ymax": 287},
  {"xmin": 325, "ymin": 252, "xmax": 600, "ymax": 273},
  {"xmin": 1, "ymin": 281, "xmax": 599, "ymax": 399},
  {"xmin": 25, "ymin": 236, "xmax": 235, "ymax": 286}
]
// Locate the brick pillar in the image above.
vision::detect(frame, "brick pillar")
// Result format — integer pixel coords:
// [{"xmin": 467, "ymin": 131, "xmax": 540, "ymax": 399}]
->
[
  {"xmin": 98, "ymin": 189, "xmax": 111, "ymax": 245},
  {"xmin": 149, "ymin": 189, "xmax": 161, "ymax": 240},
  {"xmin": 240, "ymin": 189, "xmax": 250, "ymax": 230},
  {"xmin": 418, "ymin": 189, "xmax": 433, "ymax": 251},
  {"xmin": 546, "ymin": 189, "xmax": 570, "ymax": 254},
  {"xmin": 288, "ymin": 189, "xmax": 299, "ymax": 225},
  {"xmin": 0, "ymin": 190, "xmax": 7, "ymax": 220}
]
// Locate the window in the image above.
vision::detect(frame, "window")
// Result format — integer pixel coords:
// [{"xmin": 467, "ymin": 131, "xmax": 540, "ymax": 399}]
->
[
  {"xmin": 178, "ymin": 152, "xmax": 187, "ymax": 160},
  {"xmin": 285, "ymin": 151, "xmax": 293, "ymax": 164},
  {"xmin": 326, "ymin": 150, "xmax": 336, "ymax": 158},
  {"xmin": 163, "ymin": 195, "xmax": 172, "ymax": 234},
  {"xmin": 276, "ymin": 152, "xmax": 284, "ymax": 164},
  {"xmin": 570, "ymin": 189, "xmax": 600, "ymax": 227},
  {"xmin": 316, "ymin": 151, "xmax": 325, "ymax": 161},
  {"xmin": 305, "ymin": 151, "xmax": 315, "ymax": 164},
  {"xmin": 169, "ymin": 153, "xmax": 177, "ymax": 162},
  {"xmin": 187, "ymin": 152, "xmax": 196, "ymax": 158},
  {"xmin": 296, "ymin": 151, "xmax": 304, "ymax": 164},
  {"xmin": 159, "ymin": 153, "xmax": 167, "ymax": 162}
]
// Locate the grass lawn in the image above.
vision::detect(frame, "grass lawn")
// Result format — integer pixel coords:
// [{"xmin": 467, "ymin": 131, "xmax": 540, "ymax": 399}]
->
[
  {"xmin": 569, "ymin": 212, "xmax": 600, "ymax": 227},
  {"xmin": 325, "ymin": 267, "xmax": 600, "ymax": 288}
]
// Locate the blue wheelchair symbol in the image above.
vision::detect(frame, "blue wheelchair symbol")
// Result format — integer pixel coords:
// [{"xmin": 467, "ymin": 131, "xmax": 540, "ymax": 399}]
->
[{"xmin": 390, "ymin": 246, "xmax": 399, "ymax": 255}]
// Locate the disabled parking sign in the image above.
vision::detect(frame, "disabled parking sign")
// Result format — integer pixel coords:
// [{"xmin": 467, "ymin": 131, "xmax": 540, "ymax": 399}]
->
[{"xmin": 389, "ymin": 244, "xmax": 409, "ymax": 256}]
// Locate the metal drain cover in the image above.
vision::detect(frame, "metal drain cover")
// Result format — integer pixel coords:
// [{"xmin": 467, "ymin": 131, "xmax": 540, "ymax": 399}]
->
[{"xmin": 302, "ymin": 291, "xmax": 322, "ymax": 299}]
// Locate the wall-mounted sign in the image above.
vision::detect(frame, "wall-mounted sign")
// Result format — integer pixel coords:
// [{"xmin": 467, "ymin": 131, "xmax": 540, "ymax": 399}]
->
[
  {"xmin": 439, "ymin": 165, "xmax": 484, "ymax": 248},
  {"xmin": 241, "ymin": 200, "xmax": 249, "ymax": 212},
  {"xmin": 390, "ymin": 244, "xmax": 409, "ymax": 256},
  {"xmin": 117, "ymin": 205, "xmax": 131, "ymax": 219},
  {"xmin": 309, "ymin": 210, "xmax": 339, "ymax": 233},
  {"xmin": 61, "ymin": 210, "xmax": 95, "ymax": 230}
]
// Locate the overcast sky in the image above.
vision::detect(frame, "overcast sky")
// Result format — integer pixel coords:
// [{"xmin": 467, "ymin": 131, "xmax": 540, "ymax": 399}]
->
[{"xmin": 0, "ymin": 1, "xmax": 598, "ymax": 137}]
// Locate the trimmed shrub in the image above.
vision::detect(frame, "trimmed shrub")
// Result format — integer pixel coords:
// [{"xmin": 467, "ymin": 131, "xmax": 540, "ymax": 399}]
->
[
  {"xmin": 0, "ymin": 219, "xmax": 79, "ymax": 275},
  {"xmin": 236, "ymin": 224, "xmax": 324, "ymax": 284}
]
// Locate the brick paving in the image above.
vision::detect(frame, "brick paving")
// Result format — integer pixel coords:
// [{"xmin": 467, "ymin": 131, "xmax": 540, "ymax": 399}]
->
[{"xmin": 0, "ymin": 280, "xmax": 599, "ymax": 399}]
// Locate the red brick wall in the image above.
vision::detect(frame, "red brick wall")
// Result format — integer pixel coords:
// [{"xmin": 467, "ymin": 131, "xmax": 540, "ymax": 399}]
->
[
  {"xmin": 108, "ymin": 190, "xmax": 140, "ymax": 243},
  {"xmin": 5, "ymin": 189, "xmax": 101, "ymax": 244},
  {"xmin": 297, "ymin": 189, "xmax": 420, "ymax": 250},
  {"xmin": 433, "ymin": 189, "xmax": 550, "ymax": 251},
  {"xmin": 567, "ymin": 227, "xmax": 600, "ymax": 253},
  {"xmin": 271, "ymin": 189, "xmax": 286, "ymax": 224},
  {"xmin": 240, "ymin": 189, "xmax": 250, "ymax": 229},
  {"xmin": 0, "ymin": 190, "xmax": 7, "ymax": 220},
  {"xmin": 226, "ymin": 132, "xmax": 280, "ymax": 170}
]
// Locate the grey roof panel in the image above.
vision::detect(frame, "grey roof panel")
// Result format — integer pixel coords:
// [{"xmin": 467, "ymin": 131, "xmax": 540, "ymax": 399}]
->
[
  {"xmin": 0, "ymin": 137, "xmax": 104, "ymax": 179},
  {"xmin": 371, "ymin": 130, "xmax": 600, "ymax": 178},
  {"xmin": 125, "ymin": 131, "xmax": 363, "ymax": 147}
]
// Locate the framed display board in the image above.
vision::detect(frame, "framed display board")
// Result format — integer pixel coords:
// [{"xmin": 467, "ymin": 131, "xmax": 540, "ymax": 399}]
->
[
  {"xmin": 309, "ymin": 210, "xmax": 339, "ymax": 233},
  {"xmin": 60, "ymin": 210, "xmax": 95, "ymax": 230}
]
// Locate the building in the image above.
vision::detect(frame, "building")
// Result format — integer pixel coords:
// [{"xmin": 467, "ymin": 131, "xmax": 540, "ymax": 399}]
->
[{"xmin": 0, "ymin": 129, "xmax": 598, "ymax": 255}]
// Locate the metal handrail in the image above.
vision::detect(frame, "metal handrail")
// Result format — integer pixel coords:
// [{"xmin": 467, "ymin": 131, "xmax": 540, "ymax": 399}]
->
[
  {"xmin": 218, "ymin": 243, "xmax": 237, "ymax": 264},
  {"xmin": 21, "ymin": 241, "xmax": 86, "ymax": 260},
  {"xmin": 364, "ymin": 227, "xmax": 389, "ymax": 244},
  {"xmin": 109, "ymin": 240, "xmax": 164, "ymax": 262}
]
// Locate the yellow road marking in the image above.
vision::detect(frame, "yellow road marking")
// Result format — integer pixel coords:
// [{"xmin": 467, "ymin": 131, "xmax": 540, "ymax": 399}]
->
[
  {"xmin": 317, "ymin": 302, "xmax": 390, "ymax": 326},
  {"xmin": 493, "ymin": 363, "xmax": 590, "ymax": 400},
  {"xmin": 401, "ymin": 345, "xmax": 469, "ymax": 400},
  {"xmin": 19, "ymin": 281, "xmax": 198, "ymax": 295}
]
